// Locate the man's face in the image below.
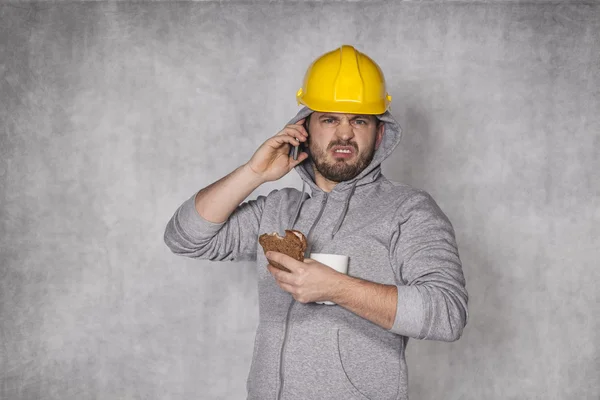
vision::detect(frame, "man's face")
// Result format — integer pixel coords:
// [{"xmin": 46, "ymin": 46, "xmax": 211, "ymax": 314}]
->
[{"xmin": 307, "ymin": 112, "xmax": 385, "ymax": 183}]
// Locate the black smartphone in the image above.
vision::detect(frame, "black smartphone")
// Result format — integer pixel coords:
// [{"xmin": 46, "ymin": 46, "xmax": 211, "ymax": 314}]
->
[{"xmin": 290, "ymin": 119, "xmax": 309, "ymax": 160}]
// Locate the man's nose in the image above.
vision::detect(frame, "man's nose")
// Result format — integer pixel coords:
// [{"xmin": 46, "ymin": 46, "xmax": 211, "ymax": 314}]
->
[{"xmin": 335, "ymin": 120, "xmax": 355, "ymax": 141}]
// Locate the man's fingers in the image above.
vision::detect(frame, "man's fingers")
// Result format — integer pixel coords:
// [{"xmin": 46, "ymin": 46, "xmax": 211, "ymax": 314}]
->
[
  {"xmin": 269, "ymin": 134, "xmax": 302, "ymax": 149},
  {"xmin": 266, "ymin": 251, "xmax": 299, "ymax": 272},
  {"xmin": 288, "ymin": 124, "xmax": 308, "ymax": 137},
  {"xmin": 290, "ymin": 152, "xmax": 309, "ymax": 167},
  {"xmin": 277, "ymin": 124, "xmax": 308, "ymax": 138},
  {"xmin": 267, "ymin": 264, "xmax": 295, "ymax": 284},
  {"xmin": 276, "ymin": 280, "xmax": 295, "ymax": 294},
  {"xmin": 291, "ymin": 118, "xmax": 306, "ymax": 132},
  {"xmin": 274, "ymin": 129, "xmax": 307, "ymax": 144}
]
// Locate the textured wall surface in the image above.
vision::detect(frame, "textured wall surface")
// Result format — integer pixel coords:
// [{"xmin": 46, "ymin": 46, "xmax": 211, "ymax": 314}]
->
[{"xmin": 1, "ymin": 1, "xmax": 599, "ymax": 399}]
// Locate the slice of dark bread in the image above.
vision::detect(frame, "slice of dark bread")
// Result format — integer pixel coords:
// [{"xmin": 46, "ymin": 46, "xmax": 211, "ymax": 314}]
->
[{"xmin": 258, "ymin": 230, "xmax": 307, "ymax": 272}]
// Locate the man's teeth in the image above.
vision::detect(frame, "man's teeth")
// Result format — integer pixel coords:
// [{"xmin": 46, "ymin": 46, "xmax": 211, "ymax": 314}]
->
[{"xmin": 335, "ymin": 149, "xmax": 352, "ymax": 153}]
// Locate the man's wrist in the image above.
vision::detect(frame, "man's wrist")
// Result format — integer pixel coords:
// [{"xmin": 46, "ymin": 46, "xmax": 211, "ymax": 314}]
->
[
  {"xmin": 240, "ymin": 163, "xmax": 267, "ymax": 187},
  {"xmin": 329, "ymin": 272, "xmax": 357, "ymax": 305}
]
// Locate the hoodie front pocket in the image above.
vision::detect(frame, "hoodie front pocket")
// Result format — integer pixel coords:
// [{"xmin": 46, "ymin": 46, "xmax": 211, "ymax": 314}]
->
[
  {"xmin": 280, "ymin": 327, "xmax": 371, "ymax": 400},
  {"xmin": 335, "ymin": 327, "xmax": 403, "ymax": 400},
  {"xmin": 330, "ymin": 329, "xmax": 373, "ymax": 400}
]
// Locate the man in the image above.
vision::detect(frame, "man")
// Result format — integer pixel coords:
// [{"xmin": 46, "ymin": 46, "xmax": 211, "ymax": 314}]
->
[{"xmin": 164, "ymin": 45, "xmax": 468, "ymax": 400}]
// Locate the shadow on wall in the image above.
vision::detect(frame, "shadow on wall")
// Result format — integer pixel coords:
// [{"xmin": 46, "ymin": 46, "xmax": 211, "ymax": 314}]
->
[{"xmin": 384, "ymin": 106, "xmax": 513, "ymax": 397}]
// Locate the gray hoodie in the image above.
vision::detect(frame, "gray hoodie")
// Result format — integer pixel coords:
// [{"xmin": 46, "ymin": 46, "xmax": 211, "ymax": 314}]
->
[{"xmin": 164, "ymin": 107, "xmax": 468, "ymax": 400}]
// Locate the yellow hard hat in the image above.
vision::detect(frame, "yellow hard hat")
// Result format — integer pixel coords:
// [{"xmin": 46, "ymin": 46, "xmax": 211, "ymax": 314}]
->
[{"xmin": 296, "ymin": 45, "xmax": 392, "ymax": 115}]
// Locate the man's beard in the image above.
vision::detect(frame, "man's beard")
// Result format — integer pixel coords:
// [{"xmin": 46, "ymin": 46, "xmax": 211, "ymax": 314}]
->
[{"xmin": 308, "ymin": 139, "xmax": 376, "ymax": 183}]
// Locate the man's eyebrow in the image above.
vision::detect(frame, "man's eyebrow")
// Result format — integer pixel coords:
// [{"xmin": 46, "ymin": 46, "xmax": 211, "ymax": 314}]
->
[{"xmin": 318, "ymin": 113, "xmax": 340, "ymax": 119}]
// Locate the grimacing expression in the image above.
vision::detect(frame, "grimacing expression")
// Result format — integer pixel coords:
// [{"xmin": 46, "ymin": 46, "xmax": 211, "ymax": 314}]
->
[{"xmin": 306, "ymin": 113, "xmax": 383, "ymax": 183}]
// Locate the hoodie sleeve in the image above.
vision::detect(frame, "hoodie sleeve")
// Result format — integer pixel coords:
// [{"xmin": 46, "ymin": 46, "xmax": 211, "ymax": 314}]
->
[
  {"xmin": 163, "ymin": 191, "xmax": 266, "ymax": 262},
  {"xmin": 388, "ymin": 191, "xmax": 468, "ymax": 342}
]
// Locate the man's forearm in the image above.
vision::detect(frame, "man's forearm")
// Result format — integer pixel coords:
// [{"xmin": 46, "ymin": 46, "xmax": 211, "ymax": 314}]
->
[
  {"xmin": 331, "ymin": 275, "xmax": 398, "ymax": 330},
  {"xmin": 195, "ymin": 163, "xmax": 265, "ymax": 223}
]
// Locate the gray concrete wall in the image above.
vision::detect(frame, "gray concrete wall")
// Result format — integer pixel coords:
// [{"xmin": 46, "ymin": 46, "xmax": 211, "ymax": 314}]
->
[{"xmin": 1, "ymin": 1, "xmax": 598, "ymax": 399}]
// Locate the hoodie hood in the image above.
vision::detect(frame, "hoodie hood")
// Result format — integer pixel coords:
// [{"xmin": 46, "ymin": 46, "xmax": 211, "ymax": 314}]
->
[
  {"xmin": 287, "ymin": 106, "xmax": 403, "ymax": 193},
  {"xmin": 285, "ymin": 106, "xmax": 403, "ymax": 238}
]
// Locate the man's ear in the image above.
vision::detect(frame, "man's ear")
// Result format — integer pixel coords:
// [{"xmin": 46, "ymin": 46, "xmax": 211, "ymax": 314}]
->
[{"xmin": 375, "ymin": 122, "xmax": 385, "ymax": 150}]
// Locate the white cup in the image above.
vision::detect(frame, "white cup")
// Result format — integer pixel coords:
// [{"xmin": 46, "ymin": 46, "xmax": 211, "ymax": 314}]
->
[{"xmin": 309, "ymin": 253, "xmax": 349, "ymax": 305}]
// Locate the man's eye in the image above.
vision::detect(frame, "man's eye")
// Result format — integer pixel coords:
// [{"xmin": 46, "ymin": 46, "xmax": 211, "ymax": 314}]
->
[
  {"xmin": 323, "ymin": 119, "xmax": 334, "ymax": 123},
  {"xmin": 354, "ymin": 119, "xmax": 367, "ymax": 125}
]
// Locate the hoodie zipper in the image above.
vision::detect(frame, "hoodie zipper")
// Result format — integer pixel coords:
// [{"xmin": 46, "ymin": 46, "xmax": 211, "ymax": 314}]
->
[{"xmin": 276, "ymin": 193, "xmax": 329, "ymax": 400}]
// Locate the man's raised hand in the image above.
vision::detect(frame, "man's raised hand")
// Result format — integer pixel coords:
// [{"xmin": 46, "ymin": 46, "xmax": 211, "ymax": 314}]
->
[{"xmin": 245, "ymin": 118, "xmax": 309, "ymax": 183}]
